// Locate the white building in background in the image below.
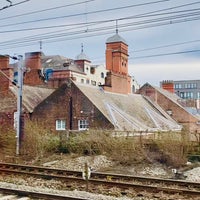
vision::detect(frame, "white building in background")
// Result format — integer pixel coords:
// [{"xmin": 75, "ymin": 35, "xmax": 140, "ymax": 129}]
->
[{"xmin": 41, "ymin": 47, "xmax": 139, "ymax": 93}]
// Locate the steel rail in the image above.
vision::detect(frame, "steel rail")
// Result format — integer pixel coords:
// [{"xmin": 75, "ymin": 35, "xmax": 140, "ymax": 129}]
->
[
  {"xmin": 0, "ymin": 187, "xmax": 88, "ymax": 200},
  {"xmin": 0, "ymin": 162, "xmax": 200, "ymax": 197},
  {"xmin": 0, "ymin": 162, "xmax": 199, "ymax": 188}
]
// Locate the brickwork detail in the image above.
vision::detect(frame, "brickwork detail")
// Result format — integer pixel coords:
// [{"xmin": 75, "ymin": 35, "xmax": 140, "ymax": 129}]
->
[
  {"xmin": 104, "ymin": 36, "xmax": 131, "ymax": 94},
  {"xmin": 139, "ymin": 84, "xmax": 200, "ymax": 133},
  {"xmin": 161, "ymin": 80, "xmax": 175, "ymax": 93},
  {"xmin": 31, "ymin": 81, "xmax": 113, "ymax": 131}
]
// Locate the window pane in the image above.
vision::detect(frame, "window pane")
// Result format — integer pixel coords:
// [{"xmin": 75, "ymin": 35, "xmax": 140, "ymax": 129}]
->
[
  {"xmin": 56, "ymin": 119, "xmax": 66, "ymax": 130},
  {"xmin": 78, "ymin": 120, "xmax": 89, "ymax": 130}
]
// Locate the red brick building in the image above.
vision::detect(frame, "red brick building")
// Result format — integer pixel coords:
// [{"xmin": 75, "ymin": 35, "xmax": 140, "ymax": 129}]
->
[
  {"xmin": 139, "ymin": 83, "xmax": 200, "ymax": 134},
  {"xmin": 0, "ymin": 33, "xmax": 186, "ymax": 134},
  {"xmin": 103, "ymin": 32, "xmax": 131, "ymax": 94}
]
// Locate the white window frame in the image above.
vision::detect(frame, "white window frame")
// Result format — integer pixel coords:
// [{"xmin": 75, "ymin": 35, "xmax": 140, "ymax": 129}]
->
[
  {"xmin": 56, "ymin": 119, "xmax": 66, "ymax": 130},
  {"xmin": 78, "ymin": 119, "xmax": 89, "ymax": 131}
]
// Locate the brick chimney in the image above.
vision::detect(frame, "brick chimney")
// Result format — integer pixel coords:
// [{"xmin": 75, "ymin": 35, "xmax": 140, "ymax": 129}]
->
[
  {"xmin": 161, "ymin": 80, "xmax": 174, "ymax": 93},
  {"xmin": 0, "ymin": 55, "xmax": 13, "ymax": 95},
  {"xmin": 24, "ymin": 52, "xmax": 43, "ymax": 86}
]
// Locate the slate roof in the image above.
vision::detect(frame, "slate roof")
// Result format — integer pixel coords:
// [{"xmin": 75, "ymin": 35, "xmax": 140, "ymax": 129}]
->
[
  {"xmin": 41, "ymin": 55, "xmax": 84, "ymax": 74},
  {"xmin": 9, "ymin": 85, "xmax": 55, "ymax": 113},
  {"xmin": 0, "ymin": 92, "xmax": 16, "ymax": 112},
  {"xmin": 75, "ymin": 82, "xmax": 182, "ymax": 132},
  {"xmin": 106, "ymin": 33, "xmax": 127, "ymax": 44},
  {"xmin": 147, "ymin": 83, "xmax": 200, "ymax": 120},
  {"xmin": 75, "ymin": 52, "xmax": 90, "ymax": 61}
]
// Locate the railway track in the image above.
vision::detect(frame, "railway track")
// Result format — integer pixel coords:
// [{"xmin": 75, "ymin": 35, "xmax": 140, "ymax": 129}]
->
[
  {"xmin": 0, "ymin": 162, "xmax": 200, "ymax": 198},
  {"xmin": 0, "ymin": 187, "xmax": 88, "ymax": 200}
]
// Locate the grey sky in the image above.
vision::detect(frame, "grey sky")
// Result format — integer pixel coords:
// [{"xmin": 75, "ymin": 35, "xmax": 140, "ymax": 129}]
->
[{"xmin": 0, "ymin": 0, "xmax": 200, "ymax": 86}]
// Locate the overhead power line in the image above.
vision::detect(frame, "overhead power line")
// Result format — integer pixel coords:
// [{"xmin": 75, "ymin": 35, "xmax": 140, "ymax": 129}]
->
[
  {"xmin": 0, "ymin": 0, "xmax": 95, "ymax": 21},
  {"xmin": 1, "ymin": 7, "xmax": 200, "ymax": 33},
  {"xmin": 131, "ymin": 49, "xmax": 200, "ymax": 60},
  {"xmin": 0, "ymin": 0, "xmax": 30, "ymax": 11},
  {"xmin": 132, "ymin": 39, "xmax": 200, "ymax": 53},
  {"xmin": 0, "ymin": 10, "xmax": 200, "ymax": 49},
  {"xmin": 0, "ymin": 0, "xmax": 170, "ymax": 28},
  {"xmin": 0, "ymin": 1, "xmax": 200, "ymax": 52},
  {"xmin": 0, "ymin": 0, "xmax": 199, "ymax": 39}
]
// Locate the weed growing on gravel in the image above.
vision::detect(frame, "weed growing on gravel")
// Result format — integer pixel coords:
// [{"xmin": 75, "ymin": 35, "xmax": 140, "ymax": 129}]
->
[
  {"xmin": 148, "ymin": 131, "xmax": 189, "ymax": 167},
  {"xmin": 63, "ymin": 130, "xmax": 192, "ymax": 167},
  {"xmin": 1, "ymin": 121, "xmax": 197, "ymax": 168}
]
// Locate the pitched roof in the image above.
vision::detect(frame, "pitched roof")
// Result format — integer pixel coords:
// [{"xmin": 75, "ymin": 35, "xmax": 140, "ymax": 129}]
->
[
  {"xmin": 0, "ymin": 92, "xmax": 16, "ymax": 112},
  {"xmin": 9, "ymin": 85, "xmax": 55, "ymax": 113},
  {"xmin": 41, "ymin": 55, "xmax": 84, "ymax": 74},
  {"xmin": 75, "ymin": 82, "xmax": 181, "ymax": 131},
  {"xmin": 145, "ymin": 83, "xmax": 200, "ymax": 120}
]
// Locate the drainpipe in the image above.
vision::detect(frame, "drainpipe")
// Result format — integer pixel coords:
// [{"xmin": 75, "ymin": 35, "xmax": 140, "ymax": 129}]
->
[{"xmin": 69, "ymin": 97, "xmax": 73, "ymax": 130}]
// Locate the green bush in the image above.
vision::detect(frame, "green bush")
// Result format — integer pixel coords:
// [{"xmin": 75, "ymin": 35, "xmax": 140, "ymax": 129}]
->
[
  {"xmin": 62, "ymin": 130, "xmax": 145, "ymax": 165},
  {"xmin": 3, "ymin": 122, "xmax": 193, "ymax": 168},
  {"xmin": 21, "ymin": 121, "xmax": 61, "ymax": 159}
]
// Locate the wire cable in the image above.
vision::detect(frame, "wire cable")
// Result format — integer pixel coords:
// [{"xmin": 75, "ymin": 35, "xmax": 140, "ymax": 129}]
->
[
  {"xmin": 131, "ymin": 49, "xmax": 200, "ymax": 60},
  {"xmin": 0, "ymin": 0, "xmax": 30, "ymax": 11},
  {"xmin": 132, "ymin": 39, "xmax": 200, "ymax": 53},
  {"xmin": 1, "ymin": 1, "xmax": 200, "ymax": 52},
  {"xmin": 1, "ymin": 10, "xmax": 200, "ymax": 47},
  {"xmin": 1, "ymin": 6, "xmax": 200, "ymax": 34},
  {"xmin": 1, "ymin": 13, "xmax": 200, "ymax": 50},
  {"xmin": 0, "ymin": 0, "xmax": 170, "ymax": 28},
  {"xmin": 0, "ymin": 0, "xmax": 95, "ymax": 21}
]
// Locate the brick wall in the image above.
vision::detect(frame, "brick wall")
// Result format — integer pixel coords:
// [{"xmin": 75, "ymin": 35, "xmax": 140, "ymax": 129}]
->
[
  {"xmin": 31, "ymin": 81, "xmax": 113, "ymax": 131},
  {"xmin": 105, "ymin": 40, "xmax": 131, "ymax": 94},
  {"xmin": 0, "ymin": 55, "xmax": 13, "ymax": 95},
  {"xmin": 0, "ymin": 55, "xmax": 9, "ymax": 69},
  {"xmin": 103, "ymin": 72, "xmax": 131, "ymax": 94},
  {"xmin": 161, "ymin": 80, "xmax": 175, "ymax": 93},
  {"xmin": 24, "ymin": 52, "xmax": 44, "ymax": 86},
  {"xmin": 139, "ymin": 84, "xmax": 200, "ymax": 133},
  {"xmin": 106, "ymin": 42, "xmax": 128, "ymax": 75}
]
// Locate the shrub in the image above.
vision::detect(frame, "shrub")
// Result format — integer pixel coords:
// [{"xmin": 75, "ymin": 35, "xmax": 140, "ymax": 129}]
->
[
  {"xmin": 0, "ymin": 125, "xmax": 16, "ymax": 157},
  {"xmin": 21, "ymin": 121, "xmax": 60, "ymax": 160},
  {"xmin": 2, "ymin": 122, "xmax": 192, "ymax": 168},
  {"xmin": 63, "ymin": 130, "xmax": 146, "ymax": 165},
  {"xmin": 146, "ymin": 131, "xmax": 189, "ymax": 167}
]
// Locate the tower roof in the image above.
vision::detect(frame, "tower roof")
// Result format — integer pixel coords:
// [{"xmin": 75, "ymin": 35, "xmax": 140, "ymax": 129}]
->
[
  {"xmin": 106, "ymin": 33, "xmax": 127, "ymax": 44},
  {"xmin": 75, "ymin": 43, "xmax": 90, "ymax": 61},
  {"xmin": 75, "ymin": 52, "xmax": 90, "ymax": 61}
]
